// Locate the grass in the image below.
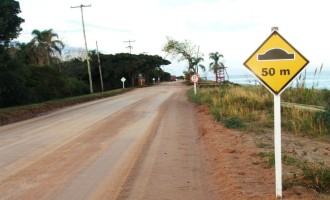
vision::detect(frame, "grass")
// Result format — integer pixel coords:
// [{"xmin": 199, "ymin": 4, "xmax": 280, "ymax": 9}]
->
[
  {"xmin": 0, "ymin": 88, "xmax": 133, "ymax": 125},
  {"xmin": 284, "ymin": 160, "xmax": 330, "ymax": 194},
  {"xmin": 257, "ymin": 151, "xmax": 330, "ymax": 194},
  {"xmin": 188, "ymin": 83, "xmax": 329, "ymax": 136},
  {"xmin": 187, "ymin": 73, "xmax": 330, "ymax": 195},
  {"xmin": 298, "ymin": 162, "xmax": 330, "ymax": 193}
]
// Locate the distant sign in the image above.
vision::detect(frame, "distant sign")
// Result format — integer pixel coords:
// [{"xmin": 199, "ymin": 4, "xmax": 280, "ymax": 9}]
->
[
  {"xmin": 244, "ymin": 30, "xmax": 309, "ymax": 95},
  {"xmin": 190, "ymin": 74, "xmax": 199, "ymax": 83},
  {"xmin": 121, "ymin": 77, "xmax": 126, "ymax": 89}
]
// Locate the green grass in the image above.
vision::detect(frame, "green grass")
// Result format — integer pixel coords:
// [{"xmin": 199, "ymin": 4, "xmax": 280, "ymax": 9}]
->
[
  {"xmin": 187, "ymin": 83, "xmax": 329, "ymax": 136},
  {"xmin": 187, "ymin": 76, "xmax": 330, "ymax": 195},
  {"xmin": 257, "ymin": 152, "xmax": 330, "ymax": 193},
  {"xmin": 0, "ymin": 88, "xmax": 133, "ymax": 125},
  {"xmin": 283, "ymin": 161, "xmax": 330, "ymax": 194},
  {"xmin": 298, "ymin": 162, "xmax": 330, "ymax": 193}
]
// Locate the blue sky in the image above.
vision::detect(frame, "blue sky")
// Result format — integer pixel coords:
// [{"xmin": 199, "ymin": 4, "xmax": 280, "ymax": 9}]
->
[{"xmin": 16, "ymin": 0, "xmax": 330, "ymax": 76}]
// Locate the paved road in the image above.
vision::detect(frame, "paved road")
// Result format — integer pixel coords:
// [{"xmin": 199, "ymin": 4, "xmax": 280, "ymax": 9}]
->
[{"xmin": 0, "ymin": 82, "xmax": 216, "ymax": 200}]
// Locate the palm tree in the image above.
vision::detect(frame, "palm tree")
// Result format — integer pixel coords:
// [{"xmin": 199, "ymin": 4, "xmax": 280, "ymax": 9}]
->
[
  {"xmin": 209, "ymin": 52, "xmax": 228, "ymax": 81},
  {"xmin": 192, "ymin": 56, "xmax": 205, "ymax": 74},
  {"xmin": 29, "ymin": 29, "xmax": 64, "ymax": 66}
]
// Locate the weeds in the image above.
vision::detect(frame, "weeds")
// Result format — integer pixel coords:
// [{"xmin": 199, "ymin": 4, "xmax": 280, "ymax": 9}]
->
[
  {"xmin": 258, "ymin": 152, "xmax": 330, "ymax": 193},
  {"xmin": 257, "ymin": 151, "xmax": 275, "ymax": 168},
  {"xmin": 224, "ymin": 117, "xmax": 245, "ymax": 129},
  {"xmin": 186, "ymin": 68, "xmax": 330, "ymax": 196},
  {"xmin": 298, "ymin": 162, "xmax": 330, "ymax": 193},
  {"xmin": 188, "ymin": 82, "xmax": 329, "ymax": 136},
  {"xmin": 0, "ymin": 88, "xmax": 132, "ymax": 125}
]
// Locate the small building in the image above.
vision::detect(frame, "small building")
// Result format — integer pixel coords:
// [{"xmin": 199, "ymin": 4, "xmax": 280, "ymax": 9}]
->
[{"xmin": 137, "ymin": 73, "xmax": 145, "ymax": 86}]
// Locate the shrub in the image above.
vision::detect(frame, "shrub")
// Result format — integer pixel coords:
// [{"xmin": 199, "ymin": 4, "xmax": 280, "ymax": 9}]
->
[
  {"xmin": 224, "ymin": 117, "xmax": 245, "ymax": 129},
  {"xmin": 313, "ymin": 107, "xmax": 330, "ymax": 135},
  {"xmin": 299, "ymin": 162, "xmax": 330, "ymax": 193}
]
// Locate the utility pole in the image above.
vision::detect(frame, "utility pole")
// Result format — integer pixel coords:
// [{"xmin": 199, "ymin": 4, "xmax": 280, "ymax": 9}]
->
[
  {"xmin": 71, "ymin": 4, "xmax": 93, "ymax": 93},
  {"xmin": 96, "ymin": 41, "xmax": 104, "ymax": 92},
  {"xmin": 124, "ymin": 40, "xmax": 135, "ymax": 54},
  {"xmin": 196, "ymin": 46, "xmax": 200, "ymax": 74}
]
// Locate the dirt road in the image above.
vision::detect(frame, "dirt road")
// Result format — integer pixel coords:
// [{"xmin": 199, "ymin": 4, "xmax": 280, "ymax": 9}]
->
[{"xmin": 0, "ymin": 82, "xmax": 217, "ymax": 200}]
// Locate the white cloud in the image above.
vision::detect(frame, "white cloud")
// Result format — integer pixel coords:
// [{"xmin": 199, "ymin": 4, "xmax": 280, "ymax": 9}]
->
[{"xmin": 16, "ymin": 0, "xmax": 330, "ymax": 76}]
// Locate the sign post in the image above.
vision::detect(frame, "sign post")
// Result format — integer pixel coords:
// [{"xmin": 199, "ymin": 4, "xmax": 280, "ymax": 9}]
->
[
  {"xmin": 190, "ymin": 74, "xmax": 199, "ymax": 95},
  {"xmin": 121, "ymin": 77, "xmax": 126, "ymax": 89},
  {"xmin": 244, "ymin": 30, "xmax": 309, "ymax": 198}
]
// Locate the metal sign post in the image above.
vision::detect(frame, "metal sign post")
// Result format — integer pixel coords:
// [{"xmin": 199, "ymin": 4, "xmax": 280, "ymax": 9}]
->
[
  {"xmin": 190, "ymin": 74, "xmax": 199, "ymax": 95},
  {"xmin": 274, "ymin": 95, "xmax": 282, "ymax": 196},
  {"xmin": 244, "ymin": 29, "xmax": 308, "ymax": 198}
]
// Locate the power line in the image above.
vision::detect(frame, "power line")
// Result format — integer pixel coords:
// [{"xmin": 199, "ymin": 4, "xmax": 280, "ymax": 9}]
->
[
  {"xmin": 124, "ymin": 40, "xmax": 135, "ymax": 54},
  {"xmin": 71, "ymin": 4, "xmax": 93, "ymax": 94}
]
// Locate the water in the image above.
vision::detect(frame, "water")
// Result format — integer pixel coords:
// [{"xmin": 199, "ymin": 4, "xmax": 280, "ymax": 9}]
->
[{"xmin": 203, "ymin": 71, "xmax": 330, "ymax": 90}]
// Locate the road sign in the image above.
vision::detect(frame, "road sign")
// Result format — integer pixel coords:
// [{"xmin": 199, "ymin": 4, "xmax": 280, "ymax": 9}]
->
[
  {"xmin": 121, "ymin": 77, "xmax": 126, "ymax": 89},
  {"xmin": 244, "ymin": 30, "xmax": 309, "ymax": 95},
  {"xmin": 244, "ymin": 30, "xmax": 309, "ymax": 198},
  {"xmin": 190, "ymin": 74, "xmax": 199, "ymax": 83},
  {"xmin": 190, "ymin": 74, "xmax": 199, "ymax": 95}
]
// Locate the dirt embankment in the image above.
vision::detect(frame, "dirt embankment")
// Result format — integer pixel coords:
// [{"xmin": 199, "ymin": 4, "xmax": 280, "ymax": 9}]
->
[{"xmin": 196, "ymin": 105, "xmax": 322, "ymax": 200}]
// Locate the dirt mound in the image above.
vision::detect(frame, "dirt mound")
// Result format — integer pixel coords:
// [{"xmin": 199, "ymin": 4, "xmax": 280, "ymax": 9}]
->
[{"xmin": 196, "ymin": 105, "xmax": 319, "ymax": 199}]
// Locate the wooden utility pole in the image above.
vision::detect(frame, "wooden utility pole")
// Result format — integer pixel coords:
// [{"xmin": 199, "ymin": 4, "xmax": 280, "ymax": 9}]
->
[
  {"xmin": 124, "ymin": 40, "xmax": 135, "ymax": 54},
  {"xmin": 196, "ymin": 46, "xmax": 200, "ymax": 74},
  {"xmin": 96, "ymin": 41, "xmax": 104, "ymax": 92},
  {"xmin": 71, "ymin": 4, "xmax": 93, "ymax": 93}
]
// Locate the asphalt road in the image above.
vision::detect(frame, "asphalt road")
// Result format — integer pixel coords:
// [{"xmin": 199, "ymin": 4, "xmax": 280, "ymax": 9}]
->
[{"xmin": 0, "ymin": 81, "xmax": 216, "ymax": 200}]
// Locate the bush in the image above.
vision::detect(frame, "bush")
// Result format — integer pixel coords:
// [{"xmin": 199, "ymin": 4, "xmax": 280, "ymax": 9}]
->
[
  {"xmin": 0, "ymin": 70, "xmax": 30, "ymax": 107},
  {"xmin": 299, "ymin": 162, "xmax": 330, "ymax": 193},
  {"xmin": 61, "ymin": 77, "xmax": 89, "ymax": 97},
  {"xmin": 224, "ymin": 117, "xmax": 245, "ymax": 129},
  {"xmin": 313, "ymin": 106, "xmax": 330, "ymax": 135}
]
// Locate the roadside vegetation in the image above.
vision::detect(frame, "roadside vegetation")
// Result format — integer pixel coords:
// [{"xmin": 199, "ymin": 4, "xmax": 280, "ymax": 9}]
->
[
  {"xmin": 187, "ymin": 79, "xmax": 330, "ymax": 195},
  {"xmin": 0, "ymin": 88, "xmax": 133, "ymax": 126},
  {"xmin": 0, "ymin": 0, "xmax": 171, "ymax": 109}
]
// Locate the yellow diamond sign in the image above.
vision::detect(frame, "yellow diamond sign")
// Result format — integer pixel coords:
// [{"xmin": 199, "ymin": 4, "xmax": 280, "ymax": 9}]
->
[{"xmin": 244, "ymin": 31, "xmax": 309, "ymax": 95}]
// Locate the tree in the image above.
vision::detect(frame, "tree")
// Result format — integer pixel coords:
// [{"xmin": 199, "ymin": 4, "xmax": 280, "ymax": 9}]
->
[
  {"xmin": 209, "ymin": 52, "xmax": 224, "ymax": 74},
  {"xmin": 192, "ymin": 56, "xmax": 205, "ymax": 73},
  {"xmin": 209, "ymin": 52, "xmax": 229, "ymax": 81},
  {"xmin": 29, "ymin": 29, "xmax": 64, "ymax": 66},
  {"xmin": 0, "ymin": 0, "xmax": 24, "ymax": 47},
  {"xmin": 163, "ymin": 37, "xmax": 201, "ymax": 73}
]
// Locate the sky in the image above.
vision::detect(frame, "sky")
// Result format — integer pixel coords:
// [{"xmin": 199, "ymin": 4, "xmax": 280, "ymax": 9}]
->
[{"xmin": 16, "ymin": 0, "xmax": 330, "ymax": 76}]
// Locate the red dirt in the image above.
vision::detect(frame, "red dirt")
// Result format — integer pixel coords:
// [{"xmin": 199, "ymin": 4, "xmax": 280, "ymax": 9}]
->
[{"xmin": 196, "ymin": 105, "xmax": 320, "ymax": 200}]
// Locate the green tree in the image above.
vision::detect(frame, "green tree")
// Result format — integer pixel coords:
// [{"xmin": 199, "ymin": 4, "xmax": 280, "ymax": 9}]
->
[
  {"xmin": 192, "ymin": 56, "xmax": 205, "ymax": 74},
  {"xmin": 163, "ymin": 37, "xmax": 201, "ymax": 73},
  {"xmin": 29, "ymin": 29, "xmax": 64, "ymax": 66},
  {"xmin": 209, "ymin": 52, "xmax": 228, "ymax": 80},
  {"xmin": 209, "ymin": 52, "xmax": 223, "ymax": 74},
  {"xmin": 0, "ymin": 0, "xmax": 24, "ymax": 47}
]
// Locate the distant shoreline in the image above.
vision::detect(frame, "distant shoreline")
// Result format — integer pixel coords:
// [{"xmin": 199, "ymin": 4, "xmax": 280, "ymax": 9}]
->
[{"xmin": 200, "ymin": 70, "xmax": 330, "ymax": 90}]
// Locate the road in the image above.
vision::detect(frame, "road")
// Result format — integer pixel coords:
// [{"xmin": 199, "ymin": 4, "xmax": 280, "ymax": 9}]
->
[{"xmin": 0, "ymin": 82, "xmax": 217, "ymax": 200}]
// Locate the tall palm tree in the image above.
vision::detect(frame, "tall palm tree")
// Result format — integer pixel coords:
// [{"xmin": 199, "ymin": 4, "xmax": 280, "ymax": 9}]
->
[
  {"xmin": 209, "ymin": 52, "xmax": 223, "ymax": 74},
  {"xmin": 192, "ymin": 56, "xmax": 205, "ymax": 73},
  {"xmin": 30, "ymin": 29, "xmax": 64, "ymax": 66},
  {"xmin": 209, "ymin": 52, "xmax": 228, "ymax": 81}
]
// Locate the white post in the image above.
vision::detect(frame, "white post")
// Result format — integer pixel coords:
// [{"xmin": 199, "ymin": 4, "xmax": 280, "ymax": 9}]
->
[
  {"xmin": 274, "ymin": 94, "xmax": 282, "ymax": 198},
  {"xmin": 194, "ymin": 82, "xmax": 197, "ymax": 95},
  {"xmin": 122, "ymin": 82, "xmax": 125, "ymax": 89}
]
